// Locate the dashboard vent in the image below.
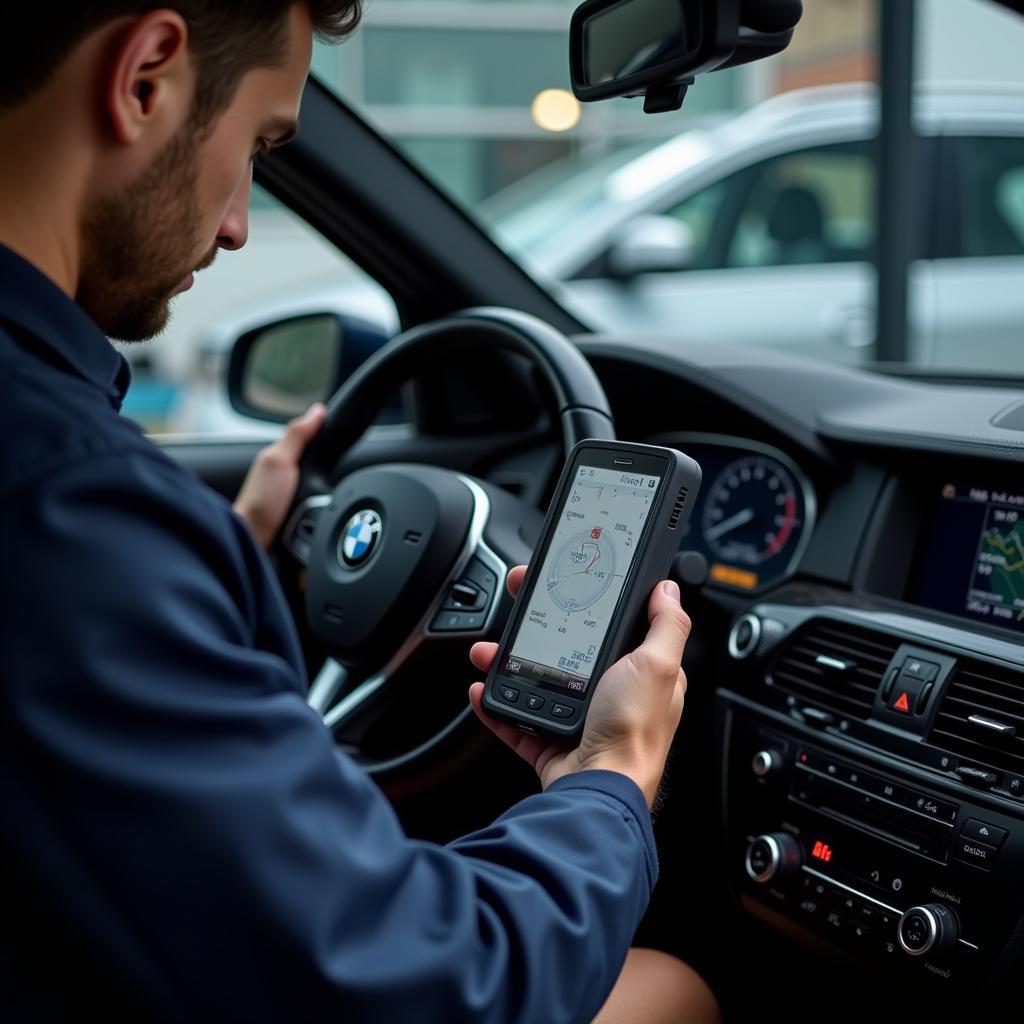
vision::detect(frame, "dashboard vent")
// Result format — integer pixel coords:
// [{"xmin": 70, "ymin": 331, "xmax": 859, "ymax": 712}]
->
[
  {"xmin": 929, "ymin": 660, "xmax": 1024, "ymax": 777},
  {"xmin": 768, "ymin": 620, "xmax": 900, "ymax": 720}
]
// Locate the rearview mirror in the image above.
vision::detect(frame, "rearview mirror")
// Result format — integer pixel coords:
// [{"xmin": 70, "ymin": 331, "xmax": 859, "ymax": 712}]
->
[
  {"xmin": 227, "ymin": 312, "xmax": 391, "ymax": 423},
  {"xmin": 570, "ymin": 0, "xmax": 802, "ymax": 113}
]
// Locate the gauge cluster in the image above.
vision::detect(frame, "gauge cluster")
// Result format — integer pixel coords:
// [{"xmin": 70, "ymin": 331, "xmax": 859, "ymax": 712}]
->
[{"xmin": 650, "ymin": 434, "xmax": 816, "ymax": 594}]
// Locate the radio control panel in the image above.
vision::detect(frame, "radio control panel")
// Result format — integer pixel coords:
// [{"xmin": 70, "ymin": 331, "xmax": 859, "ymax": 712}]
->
[{"xmin": 717, "ymin": 698, "xmax": 1024, "ymax": 994}]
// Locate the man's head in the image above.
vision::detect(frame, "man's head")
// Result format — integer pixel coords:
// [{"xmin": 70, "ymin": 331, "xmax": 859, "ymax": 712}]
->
[{"xmin": 0, "ymin": 2, "xmax": 360, "ymax": 340}]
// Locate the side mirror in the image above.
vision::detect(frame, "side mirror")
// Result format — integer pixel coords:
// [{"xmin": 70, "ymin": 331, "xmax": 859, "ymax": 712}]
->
[
  {"xmin": 569, "ymin": 0, "xmax": 802, "ymax": 113},
  {"xmin": 227, "ymin": 312, "xmax": 391, "ymax": 423},
  {"xmin": 607, "ymin": 216, "xmax": 697, "ymax": 279}
]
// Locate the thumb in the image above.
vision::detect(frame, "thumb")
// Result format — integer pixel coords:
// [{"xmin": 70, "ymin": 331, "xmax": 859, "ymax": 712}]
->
[
  {"xmin": 276, "ymin": 402, "xmax": 327, "ymax": 461},
  {"xmin": 639, "ymin": 579, "xmax": 692, "ymax": 670}
]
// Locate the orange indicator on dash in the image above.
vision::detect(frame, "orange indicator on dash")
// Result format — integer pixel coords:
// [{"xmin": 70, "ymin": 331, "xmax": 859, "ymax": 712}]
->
[{"xmin": 709, "ymin": 563, "xmax": 759, "ymax": 591}]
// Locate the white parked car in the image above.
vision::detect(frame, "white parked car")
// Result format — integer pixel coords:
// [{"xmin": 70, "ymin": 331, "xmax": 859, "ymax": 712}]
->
[{"xmin": 484, "ymin": 83, "xmax": 1024, "ymax": 371}]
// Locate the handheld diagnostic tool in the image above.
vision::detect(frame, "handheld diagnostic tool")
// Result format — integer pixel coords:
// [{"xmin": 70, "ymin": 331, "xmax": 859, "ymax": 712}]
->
[{"xmin": 482, "ymin": 440, "xmax": 701, "ymax": 742}]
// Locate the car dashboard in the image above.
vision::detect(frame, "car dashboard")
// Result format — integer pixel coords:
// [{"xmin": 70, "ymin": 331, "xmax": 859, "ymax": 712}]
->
[{"xmin": 560, "ymin": 336, "xmax": 1024, "ymax": 1017}]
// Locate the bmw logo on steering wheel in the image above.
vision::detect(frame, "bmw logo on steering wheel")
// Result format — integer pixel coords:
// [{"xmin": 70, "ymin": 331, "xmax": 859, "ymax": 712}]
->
[{"xmin": 338, "ymin": 510, "xmax": 383, "ymax": 568}]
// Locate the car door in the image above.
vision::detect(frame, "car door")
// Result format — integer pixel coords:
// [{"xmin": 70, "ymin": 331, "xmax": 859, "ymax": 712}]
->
[
  {"xmin": 562, "ymin": 140, "xmax": 936, "ymax": 365},
  {"xmin": 930, "ymin": 133, "xmax": 1024, "ymax": 373}
]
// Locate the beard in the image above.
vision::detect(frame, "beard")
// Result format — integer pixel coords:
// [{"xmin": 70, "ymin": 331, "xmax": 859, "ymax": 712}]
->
[{"xmin": 78, "ymin": 124, "xmax": 215, "ymax": 342}]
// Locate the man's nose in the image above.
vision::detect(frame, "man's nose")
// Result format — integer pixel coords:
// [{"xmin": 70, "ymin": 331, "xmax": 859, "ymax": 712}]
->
[{"xmin": 216, "ymin": 168, "xmax": 252, "ymax": 251}]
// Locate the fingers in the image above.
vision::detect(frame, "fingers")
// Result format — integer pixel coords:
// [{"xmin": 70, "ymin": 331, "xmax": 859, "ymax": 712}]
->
[
  {"xmin": 467, "ymin": 682, "xmax": 551, "ymax": 768},
  {"xmin": 506, "ymin": 564, "xmax": 527, "ymax": 597},
  {"xmin": 274, "ymin": 402, "xmax": 327, "ymax": 462},
  {"xmin": 633, "ymin": 580, "xmax": 692, "ymax": 681},
  {"xmin": 468, "ymin": 568, "xmax": 524, "ymax": 671},
  {"xmin": 469, "ymin": 641, "xmax": 498, "ymax": 673}
]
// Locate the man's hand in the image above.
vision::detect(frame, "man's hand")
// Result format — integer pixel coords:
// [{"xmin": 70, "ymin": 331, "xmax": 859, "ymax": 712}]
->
[
  {"xmin": 233, "ymin": 403, "xmax": 327, "ymax": 551},
  {"xmin": 468, "ymin": 567, "xmax": 690, "ymax": 808}
]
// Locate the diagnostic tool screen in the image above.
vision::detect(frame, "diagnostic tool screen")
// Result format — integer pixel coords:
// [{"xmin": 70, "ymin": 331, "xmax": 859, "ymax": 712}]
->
[
  {"xmin": 504, "ymin": 463, "xmax": 661, "ymax": 696},
  {"xmin": 910, "ymin": 482, "xmax": 1024, "ymax": 634}
]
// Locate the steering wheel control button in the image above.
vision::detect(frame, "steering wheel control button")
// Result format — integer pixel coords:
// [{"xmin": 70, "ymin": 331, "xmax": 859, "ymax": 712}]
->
[
  {"xmin": 954, "ymin": 836, "xmax": 999, "ymax": 868},
  {"xmin": 498, "ymin": 686, "xmax": 520, "ymax": 705},
  {"xmin": 443, "ymin": 580, "xmax": 486, "ymax": 612},
  {"xmin": 550, "ymin": 704, "xmax": 575, "ymax": 719},
  {"xmin": 432, "ymin": 610, "xmax": 471, "ymax": 632},
  {"xmin": 465, "ymin": 558, "xmax": 498, "ymax": 595},
  {"xmin": 525, "ymin": 694, "xmax": 545, "ymax": 711},
  {"xmin": 727, "ymin": 614, "xmax": 761, "ymax": 660},
  {"xmin": 960, "ymin": 819, "xmax": 1008, "ymax": 847},
  {"xmin": 338, "ymin": 510, "xmax": 383, "ymax": 568}
]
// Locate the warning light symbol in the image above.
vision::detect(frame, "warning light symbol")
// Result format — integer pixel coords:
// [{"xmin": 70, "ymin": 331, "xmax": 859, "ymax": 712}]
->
[
  {"xmin": 591, "ymin": 527, "xmax": 603, "ymax": 539},
  {"xmin": 893, "ymin": 692, "xmax": 911, "ymax": 713}
]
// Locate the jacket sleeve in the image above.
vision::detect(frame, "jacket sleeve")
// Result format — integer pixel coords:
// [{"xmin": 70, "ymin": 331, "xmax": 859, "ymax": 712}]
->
[{"xmin": 0, "ymin": 449, "xmax": 658, "ymax": 1023}]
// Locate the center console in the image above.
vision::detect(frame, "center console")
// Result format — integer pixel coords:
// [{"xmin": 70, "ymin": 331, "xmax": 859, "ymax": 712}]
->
[{"xmin": 715, "ymin": 597, "xmax": 1024, "ymax": 1002}]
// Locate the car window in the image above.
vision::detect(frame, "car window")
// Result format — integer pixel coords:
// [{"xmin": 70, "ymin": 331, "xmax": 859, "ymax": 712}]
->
[
  {"xmin": 119, "ymin": 185, "xmax": 399, "ymax": 439},
  {"xmin": 958, "ymin": 136, "xmax": 1024, "ymax": 257},
  {"xmin": 722, "ymin": 144, "xmax": 874, "ymax": 269},
  {"xmin": 658, "ymin": 179, "xmax": 732, "ymax": 270}
]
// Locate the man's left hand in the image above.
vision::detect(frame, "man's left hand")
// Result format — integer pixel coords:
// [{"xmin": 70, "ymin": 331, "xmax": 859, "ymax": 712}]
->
[{"xmin": 233, "ymin": 403, "xmax": 327, "ymax": 550}]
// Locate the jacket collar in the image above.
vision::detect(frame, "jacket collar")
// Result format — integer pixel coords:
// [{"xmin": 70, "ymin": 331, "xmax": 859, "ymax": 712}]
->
[{"xmin": 0, "ymin": 243, "xmax": 131, "ymax": 409}]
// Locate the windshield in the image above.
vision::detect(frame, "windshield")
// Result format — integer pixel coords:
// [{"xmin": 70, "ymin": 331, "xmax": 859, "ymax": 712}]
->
[{"xmin": 314, "ymin": 0, "xmax": 1024, "ymax": 376}]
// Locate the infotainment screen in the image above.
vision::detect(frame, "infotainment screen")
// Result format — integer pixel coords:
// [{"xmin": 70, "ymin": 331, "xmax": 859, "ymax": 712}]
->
[{"xmin": 909, "ymin": 482, "xmax": 1024, "ymax": 634}]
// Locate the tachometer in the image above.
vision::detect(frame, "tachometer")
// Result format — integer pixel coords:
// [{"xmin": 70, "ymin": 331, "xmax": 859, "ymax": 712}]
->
[{"xmin": 701, "ymin": 455, "xmax": 802, "ymax": 570}]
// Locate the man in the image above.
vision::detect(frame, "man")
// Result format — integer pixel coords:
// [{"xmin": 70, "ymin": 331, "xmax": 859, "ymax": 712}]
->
[{"xmin": 0, "ymin": 3, "xmax": 720, "ymax": 1020}]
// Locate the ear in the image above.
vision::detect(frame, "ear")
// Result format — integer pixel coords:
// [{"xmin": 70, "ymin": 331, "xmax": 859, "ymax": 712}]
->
[{"xmin": 104, "ymin": 10, "xmax": 193, "ymax": 146}]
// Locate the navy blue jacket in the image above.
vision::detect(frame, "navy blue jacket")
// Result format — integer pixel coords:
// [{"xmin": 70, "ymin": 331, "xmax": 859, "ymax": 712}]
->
[{"xmin": 0, "ymin": 244, "xmax": 658, "ymax": 1021}]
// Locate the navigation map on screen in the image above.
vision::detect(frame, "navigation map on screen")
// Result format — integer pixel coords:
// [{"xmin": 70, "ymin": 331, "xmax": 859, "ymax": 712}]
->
[
  {"xmin": 912, "ymin": 482, "xmax": 1024, "ymax": 634},
  {"xmin": 505, "ymin": 463, "xmax": 661, "ymax": 695}
]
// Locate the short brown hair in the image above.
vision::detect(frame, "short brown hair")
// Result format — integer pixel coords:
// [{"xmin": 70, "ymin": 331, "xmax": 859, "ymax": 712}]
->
[{"xmin": 1, "ymin": 2, "xmax": 361, "ymax": 126}]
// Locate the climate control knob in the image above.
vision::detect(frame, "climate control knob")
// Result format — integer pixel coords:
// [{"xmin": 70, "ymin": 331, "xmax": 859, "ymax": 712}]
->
[
  {"xmin": 897, "ymin": 904, "xmax": 960, "ymax": 958},
  {"xmin": 745, "ymin": 832, "xmax": 802, "ymax": 884}
]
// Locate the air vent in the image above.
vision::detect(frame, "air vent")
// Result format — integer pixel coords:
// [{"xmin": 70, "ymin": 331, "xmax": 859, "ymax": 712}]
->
[
  {"xmin": 929, "ymin": 660, "xmax": 1024, "ymax": 777},
  {"xmin": 667, "ymin": 487, "xmax": 690, "ymax": 530},
  {"xmin": 769, "ymin": 620, "xmax": 900, "ymax": 720}
]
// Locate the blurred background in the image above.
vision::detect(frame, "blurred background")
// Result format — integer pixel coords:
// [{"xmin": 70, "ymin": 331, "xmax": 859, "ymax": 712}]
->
[{"xmin": 122, "ymin": 0, "xmax": 1024, "ymax": 436}]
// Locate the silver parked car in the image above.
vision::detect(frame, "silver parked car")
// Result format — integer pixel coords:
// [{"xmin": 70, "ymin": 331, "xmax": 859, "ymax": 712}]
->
[{"xmin": 484, "ymin": 83, "xmax": 1024, "ymax": 371}]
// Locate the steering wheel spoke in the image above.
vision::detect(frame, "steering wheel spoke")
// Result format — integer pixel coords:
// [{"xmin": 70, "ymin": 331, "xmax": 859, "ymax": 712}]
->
[{"xmin": 308, "ymin": 476, "xmax": 508, "ymax": 728}]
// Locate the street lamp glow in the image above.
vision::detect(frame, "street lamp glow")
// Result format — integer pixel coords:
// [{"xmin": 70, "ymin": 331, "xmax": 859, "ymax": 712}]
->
[{"xmin": 531, "ymin": 89, "xmax": 581, "ymax": 132}]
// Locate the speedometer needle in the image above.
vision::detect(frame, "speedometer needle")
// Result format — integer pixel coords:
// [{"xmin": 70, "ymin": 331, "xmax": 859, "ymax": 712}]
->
[{"xmin": 705, "ymin": 507, "xmax": 756, "ymax": 541}]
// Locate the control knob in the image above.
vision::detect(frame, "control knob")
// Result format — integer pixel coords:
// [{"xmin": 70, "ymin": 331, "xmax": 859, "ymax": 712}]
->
[
  {"xmin": 897, "ymin": 904, "xmax": 960, "ymax": 959},
  {"xmin": 745, "ymin": 832, "xmax": 802, "ymax": 884},
  {"xmin": 751, "ymin": 749, "xmax": 780, "ymax": 778}
]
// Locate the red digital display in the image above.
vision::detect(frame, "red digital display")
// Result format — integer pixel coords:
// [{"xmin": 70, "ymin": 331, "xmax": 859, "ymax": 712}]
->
[{"xmin": 811, "ymin": 840, "xmax": 833, "ymax": 863}]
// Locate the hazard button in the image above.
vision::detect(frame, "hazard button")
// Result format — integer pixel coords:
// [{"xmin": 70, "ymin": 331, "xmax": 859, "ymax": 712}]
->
[{"xmin": 888, "ymin": 678, "xmax": 922, "ymax": 714}]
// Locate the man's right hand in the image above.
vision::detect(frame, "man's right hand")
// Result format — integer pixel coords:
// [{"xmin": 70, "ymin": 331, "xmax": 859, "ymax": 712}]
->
[{"xmin": 467, "ymin": 567, "xmax": 691, "ymax": 808}]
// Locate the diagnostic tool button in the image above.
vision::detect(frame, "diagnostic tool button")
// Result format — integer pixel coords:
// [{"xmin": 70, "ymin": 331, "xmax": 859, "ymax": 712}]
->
[
  {"xmin": 525, "ymin": 694, "xmax": 545, "ymax": 711},
  {"xmin": 498, "ymin": 686, "xmax": 520, "ymax": 705},
  {"xmin": 550, "ymin": 704, "xmax": 575, "ymax": 720}
]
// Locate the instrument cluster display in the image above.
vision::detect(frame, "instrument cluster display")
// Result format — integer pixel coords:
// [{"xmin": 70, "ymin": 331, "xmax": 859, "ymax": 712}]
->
[{"xmin": 651, "ymin": 435, "xmax": 816, "ymax": 593}]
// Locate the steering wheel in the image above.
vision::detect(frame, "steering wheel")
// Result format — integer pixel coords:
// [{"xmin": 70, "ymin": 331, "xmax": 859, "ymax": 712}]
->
[{"xmin": 278, "ymin": 307, "xmax": 615, "ymax": 781}]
